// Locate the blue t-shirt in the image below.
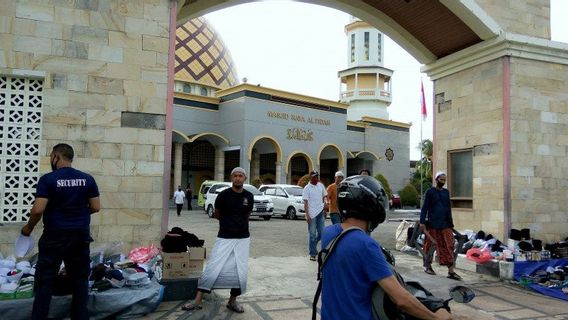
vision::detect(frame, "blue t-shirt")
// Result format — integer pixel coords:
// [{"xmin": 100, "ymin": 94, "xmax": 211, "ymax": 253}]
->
[
  {"xmin": 35, "ymin": 167, "xmax": 99, "ymax": 231},
  {"xmin": 321, "ymin": 224, "xmax": 393, "ymax": 320}
]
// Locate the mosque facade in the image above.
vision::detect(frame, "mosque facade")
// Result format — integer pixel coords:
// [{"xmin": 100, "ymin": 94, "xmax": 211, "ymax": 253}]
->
[{"xmin": 171, "ymin": 17, "xmax": 410, "ymax": 194}]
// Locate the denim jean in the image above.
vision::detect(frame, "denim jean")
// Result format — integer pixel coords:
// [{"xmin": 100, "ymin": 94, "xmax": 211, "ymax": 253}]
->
[
  {"xmin": 308, "ymin": 211, "xmax": 325, "ymax": 257},
  {"xmin": 330, "ymin": 213, "xmax": 341, "ymax": 225},
  {"xmin": 32, "ymin": 231, "xmax": 92, "ymax": 320}
]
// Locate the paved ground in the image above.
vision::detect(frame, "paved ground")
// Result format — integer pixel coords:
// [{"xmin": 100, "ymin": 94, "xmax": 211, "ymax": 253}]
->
[{"xmin": 138, "ymin": 209, "xmax": 568, "ymax": 319}]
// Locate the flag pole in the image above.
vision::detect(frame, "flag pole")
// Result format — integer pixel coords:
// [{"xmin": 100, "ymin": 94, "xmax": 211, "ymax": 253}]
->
[{"xmin": 420, "ymin": 79, "xmax": 425, "ymax": 208}]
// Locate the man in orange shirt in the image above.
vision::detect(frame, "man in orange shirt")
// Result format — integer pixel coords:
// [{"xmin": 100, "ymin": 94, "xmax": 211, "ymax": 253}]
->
[{"xmin": 326, "ymin": 171, "xmax": 344, "ymax": 224}]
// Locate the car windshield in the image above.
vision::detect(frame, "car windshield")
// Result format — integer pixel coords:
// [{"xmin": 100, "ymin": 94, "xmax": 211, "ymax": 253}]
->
[
  {"xmin": 244, "ymin": 185, "xmax": 262, "ymax": 195},
  {"xmin": 284, "ymin": 187, "xmax": 303, "ymax": 196}
]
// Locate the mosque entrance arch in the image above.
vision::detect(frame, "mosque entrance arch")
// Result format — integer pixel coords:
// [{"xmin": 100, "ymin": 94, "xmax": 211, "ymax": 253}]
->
[
  {"xmin": 167, "ymin": 1, "xmax": 568, "ymax": 242},
  {"xmin": 347, "ymin": 150, "xmax": 381, "ymax": 176},
  {"xmin": 176, "ymin": 0, "xmax": 499, "ymax": 65},
  {"xmin": 172, "ymin": 131, "xmax": 231, "ymax": 199},
  {"xmin": 285, "ymin": 152, "xmax": 314, "ymax": 185},
  {"xmin": 317, "ymin": 144, "xmax": 345, "ymax": 185},
  {"xmin": 248, "ymin": 136, "xmax": 283, "ymax": 185}
]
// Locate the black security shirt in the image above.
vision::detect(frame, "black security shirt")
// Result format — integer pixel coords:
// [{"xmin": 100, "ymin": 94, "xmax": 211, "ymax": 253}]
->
[
  {"xmin": 36, "ymin": 167, "xmax": 99, "ymax": 232},
  {"xmin": 215, "ymin": 187, "xmax": 253, "ymax": 239}
]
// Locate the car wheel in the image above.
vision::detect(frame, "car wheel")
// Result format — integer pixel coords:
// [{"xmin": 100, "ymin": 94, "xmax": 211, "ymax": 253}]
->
[
  {"xmin": 263, "ymin": 216, "xmax": 271, "ymax": 221},
  {"xmin": 207, "ymin": 205, "xmax": 214, "ymax": 218},
  {"xmin": 286, "ymin": 207, "xmax": 297, "ymax": 220}
]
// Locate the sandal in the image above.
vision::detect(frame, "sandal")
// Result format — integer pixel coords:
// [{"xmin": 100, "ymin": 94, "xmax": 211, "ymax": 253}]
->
[
  {"xmin": 424, "ymin": 267, "xmax": 436, "ymax": 275},
  {"xmin": 447, "ymin": 272, "xmax": 463, "ymax": 280},
  {"xmin": 226, "ymin": 302, "xmax": 245, "ymax": 313},
  {"xmin": 181, "ymin": 302, "xmax": 202, "ymax": 311}
]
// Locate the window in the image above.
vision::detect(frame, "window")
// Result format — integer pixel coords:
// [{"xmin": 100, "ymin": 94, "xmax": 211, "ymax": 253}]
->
[
  {"xmin": 350, "ymin": 34, "xmax": 355, "ymax": 63},
  {"xmin": 448, "ymin": 149, "xmax": 473, "ymax": 209},
  {"xmin": 275, "ymin": 188, "xmax": 286, "ymax": 197},
  {"xmin": 264, "ymin": 188, "xmax": 275, "ymax": 196},
  {"xmin": 0, "ymin": 76, "xmax": 43, "ymax": 223},
  {"xmin": 183, "ymin": 84, "xmax": 191, "ymax": 93},
  {"xmin": 200, "ymin": 86, "xmax": 208, "ymax": 96},
  {"xmin": 364, "ymin": 32, "xmax": 369, "ymax": 60},
  {"xmin": 377, "ymin": 34, "xmax": 382, "ymax": 63}
]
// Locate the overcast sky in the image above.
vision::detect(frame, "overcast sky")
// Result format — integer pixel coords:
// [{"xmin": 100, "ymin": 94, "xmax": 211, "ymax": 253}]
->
[{"xmin": 205, "ymin": 1, "xmax": 568, "ymax": 160}]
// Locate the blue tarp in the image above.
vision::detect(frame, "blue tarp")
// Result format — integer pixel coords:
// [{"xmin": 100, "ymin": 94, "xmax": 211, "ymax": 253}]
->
[
  {"xmin": 513, "ymin": 258, "xmax": 568, "ymax": 301},
  {"xmin": 0, "ymin": 280, "xmax": 163, "ymax": 319}
]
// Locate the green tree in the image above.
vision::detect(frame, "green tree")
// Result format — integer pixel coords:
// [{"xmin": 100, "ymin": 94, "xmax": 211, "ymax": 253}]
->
[
  {"xmin": 411, "ymin": 139, "xmax": 434, "ymax": 203},
  {"xmin": 399, "ymin": 184, "xmax": 419, "ymax": 207},
  {"xmin": 374, "ymin": 173, "xmax": 392, "ymax": 199}
]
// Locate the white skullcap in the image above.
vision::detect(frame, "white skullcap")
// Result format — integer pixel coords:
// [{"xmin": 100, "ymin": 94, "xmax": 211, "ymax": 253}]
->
[
  {"xmin": 231, "ymin": 167, "xmax": 247, "ymax": 177},
  {"xmin": 435, "ymin": 171, "xmax": 446, "ymax": 180},
  {"xmin": 335, "ymin": 171, "xmax": 344, "ymax": 177}
]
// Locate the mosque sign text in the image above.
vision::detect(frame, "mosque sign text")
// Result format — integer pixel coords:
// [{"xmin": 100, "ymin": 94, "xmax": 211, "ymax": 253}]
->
[
  {"xmin": 287, "ymin": 128, "xmax": 314, "ymax": 141},
  {"xmin": 267, "ymin": 111, "xmax": 330, "ymax": 126}
]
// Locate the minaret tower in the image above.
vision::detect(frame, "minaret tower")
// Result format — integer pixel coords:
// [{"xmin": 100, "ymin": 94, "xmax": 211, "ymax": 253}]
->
[{"xmin": 339, "ymin": 17, "xmax": 393, "ymax": 121}]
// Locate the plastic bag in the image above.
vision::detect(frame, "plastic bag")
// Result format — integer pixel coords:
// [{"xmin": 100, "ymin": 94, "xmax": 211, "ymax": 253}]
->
[
  {"xmin": 395, "ymin": 220, "xmax": 414, "ymax": 250},
  {"xmin": 128, "ymin": 244, "xmax": 160, "ymax": 264},
  {"xmin": 466, "ymin": 248, "xmax": 493, "ymax": 264}
]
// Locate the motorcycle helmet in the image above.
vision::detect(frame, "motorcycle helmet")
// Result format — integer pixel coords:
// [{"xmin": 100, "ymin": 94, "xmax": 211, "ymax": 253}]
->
[{"xmin": 337, "ymin": 175, "xmax": 388, "ymax": 232}]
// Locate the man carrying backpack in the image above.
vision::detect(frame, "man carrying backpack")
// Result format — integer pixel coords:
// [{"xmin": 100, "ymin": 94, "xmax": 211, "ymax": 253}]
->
[{"xmin": 319, "ymin": 175, "xmax": 452, "ymax": 320}]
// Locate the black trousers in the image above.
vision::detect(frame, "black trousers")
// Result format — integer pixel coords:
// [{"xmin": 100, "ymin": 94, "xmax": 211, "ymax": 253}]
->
[
  {"xmin": 33, "ymin": 231, "xmax": 92, "ymax": 320},
  {"xmin": 176, "ymin": 203, "xmax": 183, "ymax": 216}
]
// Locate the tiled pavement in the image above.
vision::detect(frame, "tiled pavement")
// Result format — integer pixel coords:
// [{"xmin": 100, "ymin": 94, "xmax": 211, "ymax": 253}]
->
[{"xmin": 138, "ymin": 253, "xmax": 568, "ymax": 320}]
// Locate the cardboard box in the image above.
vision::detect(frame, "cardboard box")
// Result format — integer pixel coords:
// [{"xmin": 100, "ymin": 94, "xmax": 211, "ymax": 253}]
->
[
  {"xmin": 162, "ymin": 248, "xmax": 207, "ymax": 279},
  {"xmin": 189, "ymin": 247, "xmax": 206, "ymax": 260},
  {"xmin": 162, "ymin": 252, "xmax": 191, "ymax": 279},
  {"xmin": 187, "ymin": 259, "xmax": 204, "ymax": 273},
  {"xmin": 188, "ymin": 247, "xmax": 206, "ymax": 273}
]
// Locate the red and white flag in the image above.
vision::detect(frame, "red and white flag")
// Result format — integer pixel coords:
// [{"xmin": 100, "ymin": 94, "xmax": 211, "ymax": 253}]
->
[{"xmin": 420, "ymin": 81, "xmax": 427, "ymax": 121}]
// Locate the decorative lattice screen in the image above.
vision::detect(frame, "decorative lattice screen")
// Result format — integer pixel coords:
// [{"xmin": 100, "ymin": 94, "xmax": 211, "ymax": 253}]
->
[{"xmin": 0, "ymin": 76, "xmax": 43, "ymax": 223}]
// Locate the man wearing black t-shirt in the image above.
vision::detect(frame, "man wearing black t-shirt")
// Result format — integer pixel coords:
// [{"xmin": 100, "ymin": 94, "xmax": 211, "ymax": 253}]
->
[
  {"xmin": 21, "ymin": 143, "xmax": 100, "ymax": 320},
  {"xmin": 182, "ymin": 167, "xmax": 253, "ymax": 314}
]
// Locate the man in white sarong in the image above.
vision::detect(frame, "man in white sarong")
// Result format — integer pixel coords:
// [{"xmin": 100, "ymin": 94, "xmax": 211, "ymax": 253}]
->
[{"xmin": 182, "ymin": 167, "xmax": 253, "ymax": 313}]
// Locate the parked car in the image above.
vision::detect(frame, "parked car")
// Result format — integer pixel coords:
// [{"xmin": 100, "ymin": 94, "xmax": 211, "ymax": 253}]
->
[
  {"xmin": 204, "ymin": 183, "xmax": 274, "ymax": 220},
  {"xmin": 259, "ymin": 184, "xmax": 305, "ymax": 220},
  {"xmin": 197, "ymin": 180, "xmax": 223, "ymax": 209},
  {"xmin": 390, "ymin": 193, "xmax": 401, "ymax": 209},
  {"xmin": 203, "ymin": 182, "xmax": 231, "ymax": 213}
]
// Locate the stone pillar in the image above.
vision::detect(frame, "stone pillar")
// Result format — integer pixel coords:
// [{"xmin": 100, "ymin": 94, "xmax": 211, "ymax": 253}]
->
[
  {"xmin": 275, "ymin": 161, "xmax": 282, "ymax": 184},
  {"xmin": 215, "ymin": 147, "xmax": 225, "ymax": 181},
  {"xmin": 251, "ymin": 149, "xmax": 260, "ymax": 180},
  {"xmin": 174, "ymin": 143, "xmax": 183, "ymax": 189}
]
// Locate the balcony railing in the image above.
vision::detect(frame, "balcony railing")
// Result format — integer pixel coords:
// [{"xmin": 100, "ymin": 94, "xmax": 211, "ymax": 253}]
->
[{"xmin": 340, "ymin": 88, "xmax": 391, "ymax": 101}]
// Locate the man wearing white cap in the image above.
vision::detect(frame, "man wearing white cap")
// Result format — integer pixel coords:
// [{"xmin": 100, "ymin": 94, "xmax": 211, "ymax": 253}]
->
[
  {"xmin": 420, "ymin": 171, "xmax": 462, "ymax": 280},
  {"xmin": 326, "ymin": 171, "xmax": 344, "ymax": 225},
  {"xmin": 182, "ymin": 167, "xmax": 253, "ymax": 313}
]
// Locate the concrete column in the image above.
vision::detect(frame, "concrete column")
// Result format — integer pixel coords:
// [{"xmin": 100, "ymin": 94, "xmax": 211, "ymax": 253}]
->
[
  {"xmin": 240, "ymin": 150, "xmax": 250, "ymax": 182},
  {"xmin": 275, "ymin": 161, "xmax": 282, "ymax": 184},
  {"xmin": 251, "ymin": 149, "xmax": 260, "ymax": 180},
  {"xmin": 174, "ymin": 143, "xmax": 183, "ymax": 189},
  {"xmin": 215, "ymin": 147, "xmax": 225, "ymax": 181}
]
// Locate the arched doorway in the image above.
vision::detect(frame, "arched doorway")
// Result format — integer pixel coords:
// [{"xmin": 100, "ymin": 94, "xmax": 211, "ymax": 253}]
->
[
  {"xmin": 172, "ymin": 131, "xmax": 231, "ymax": 198},
  {"xmin": 317, "ymin": 144, "xmax": 345, "ymax": 186},
  {"xmin": 248, "ymin": 136, "xmax": 283, "ymax": 185},
  {"xmin": 285, "ymin": 151, "xmax": 314, "ymax": 185},
  {"xmin": 346, "ymin": 150, "xmax": 381, "ymax": 176}
]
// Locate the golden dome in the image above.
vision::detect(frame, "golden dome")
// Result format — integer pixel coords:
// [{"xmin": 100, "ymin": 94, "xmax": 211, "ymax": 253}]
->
[{"xmin": 175, "ymin": 17, "xmax": 239, "ymax": 90}]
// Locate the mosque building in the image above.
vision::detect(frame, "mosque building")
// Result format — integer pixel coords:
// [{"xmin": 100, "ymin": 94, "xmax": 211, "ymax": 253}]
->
[{"xmin": 170, "ymin": 17, "xmax": 410, "ymax": 194}]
